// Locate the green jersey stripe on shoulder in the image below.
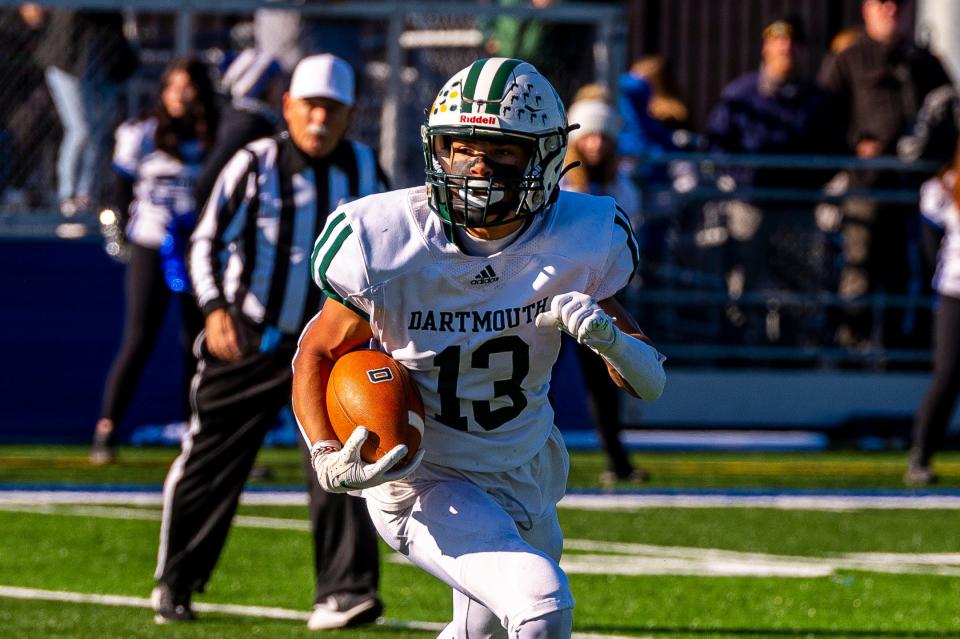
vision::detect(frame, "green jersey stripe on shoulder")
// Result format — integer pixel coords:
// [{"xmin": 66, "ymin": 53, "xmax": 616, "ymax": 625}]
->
[
  {"xmin": 461, "ymin": 59, "xmax": 488, "ymax": 114},
  {"xmin": 613, "ymin": 208, "xmax": 640, "ymax": 275},
  {"xmin": 315, "ymin": 223, "xmax": 354, "ymax": 293},
  {"xmin": 484, "ymin": 58, "xmax": 523, "ymax": 114},
  {"xmin": 315, "ymin": 219, "xmax": 368, "ymax": 321},
  {"xmin": 310, "ymin": 211, "xmax": 347, "ymax": 280}
]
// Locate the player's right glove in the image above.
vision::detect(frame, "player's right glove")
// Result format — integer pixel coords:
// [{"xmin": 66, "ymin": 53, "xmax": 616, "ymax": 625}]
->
[{"xmin": 310, "ymin": 427, "xmax": 424, "ymax": 493}]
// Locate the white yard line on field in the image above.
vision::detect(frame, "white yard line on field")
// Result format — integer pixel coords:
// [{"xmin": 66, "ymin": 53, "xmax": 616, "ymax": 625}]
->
[
  {"xmin": 559, "ymin": 493, "xmax": 960, "ymax": 511},
  {"xmin": 0, "ymin": 585, "xmax": 644, "ymax": 639},
  {"xmin": 559, "ymin": 539, "xmax": 960, "ymax": 578},
  {"xmin": 3, "ymin": 489, "xmax": 960, "ymax": 510},
  {"xmin": 5, "ymin": 501, "xmax": 960, "ymax": 578}
]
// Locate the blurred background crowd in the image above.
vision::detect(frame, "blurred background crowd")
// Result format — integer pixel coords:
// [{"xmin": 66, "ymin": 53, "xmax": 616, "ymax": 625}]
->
[
  {"xmin": 2, "ymin": 0, "xmax": 952, "ymax": 358},
  {"xmin": 3, "ymin": 0, "xmax": 960, "ymax": 483}
]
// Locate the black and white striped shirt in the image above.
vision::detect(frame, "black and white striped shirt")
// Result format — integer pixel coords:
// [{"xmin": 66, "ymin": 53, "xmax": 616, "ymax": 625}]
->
[{"xmin": 190, "ymin": 132, "xmax": 386, "ymax": 334}]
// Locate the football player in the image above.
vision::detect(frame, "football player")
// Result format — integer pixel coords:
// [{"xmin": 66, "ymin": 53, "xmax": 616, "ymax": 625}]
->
[{"xmin": 292, "ymin": 58, "xmax": 666, "ymax": 638}]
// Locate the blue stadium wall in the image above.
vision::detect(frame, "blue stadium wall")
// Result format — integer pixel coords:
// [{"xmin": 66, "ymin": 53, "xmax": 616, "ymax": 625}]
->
[{"xmin": 1, "ymin": 238, "xmax": 188, "ymax": 442}]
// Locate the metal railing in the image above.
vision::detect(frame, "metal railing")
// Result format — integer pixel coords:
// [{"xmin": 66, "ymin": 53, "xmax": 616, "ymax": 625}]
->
[{"xmin": 626, "ymin": 150, "xmax": 940, "ymax": 368}]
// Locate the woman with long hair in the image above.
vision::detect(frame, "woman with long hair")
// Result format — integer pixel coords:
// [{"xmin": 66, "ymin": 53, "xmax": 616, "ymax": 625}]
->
[{"xmin": 91, "ymin": 57, "xmax": 218, "ymax": 463}]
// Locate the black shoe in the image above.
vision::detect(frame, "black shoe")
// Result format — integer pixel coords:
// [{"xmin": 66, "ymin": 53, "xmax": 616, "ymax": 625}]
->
[
  {"xmin": 307, "ymin": 592, "xmax": 383, "ymax": 630},
  {"xmin": 151, "ymin": 583, "xmax": 195, "ymax": 624}
]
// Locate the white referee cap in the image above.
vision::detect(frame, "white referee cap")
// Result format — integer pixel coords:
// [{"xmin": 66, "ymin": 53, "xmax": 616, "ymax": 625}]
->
[{"xmin": 289, "ymin": 54, "xmax": 354, "ymax": 106}]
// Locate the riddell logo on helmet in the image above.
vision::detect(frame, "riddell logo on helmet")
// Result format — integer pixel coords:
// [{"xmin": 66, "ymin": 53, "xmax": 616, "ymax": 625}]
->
[{"xmin": 459, "ymin": 114, "xmax": 497, "ymax": 125}]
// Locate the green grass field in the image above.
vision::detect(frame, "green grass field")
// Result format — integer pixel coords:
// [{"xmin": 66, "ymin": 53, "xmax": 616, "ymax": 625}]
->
[{"xmin": 2, "ymin": 445, "xmax": 960, "ymax": 638}]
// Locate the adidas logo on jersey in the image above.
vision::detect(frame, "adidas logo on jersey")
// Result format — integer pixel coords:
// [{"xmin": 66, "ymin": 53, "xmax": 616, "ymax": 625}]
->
[{"xmin": 470, "ymin": 265, "xmax": 499, "ymax": 285}]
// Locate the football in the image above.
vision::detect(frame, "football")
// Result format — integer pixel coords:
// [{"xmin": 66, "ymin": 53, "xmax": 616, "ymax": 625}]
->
[{"xmin": 326, "ymin": 349, "xmax": 424, "ymax": 464}]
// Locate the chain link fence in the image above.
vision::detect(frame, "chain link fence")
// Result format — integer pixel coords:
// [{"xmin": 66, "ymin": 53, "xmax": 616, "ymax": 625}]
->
[{"xmin": 0, "ymin": 1, "xmax": 625, "ymax": 212}]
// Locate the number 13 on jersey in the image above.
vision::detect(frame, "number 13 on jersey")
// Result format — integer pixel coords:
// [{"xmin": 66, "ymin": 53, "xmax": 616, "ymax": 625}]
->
[{"xmin": 433, "ymin": 336, "xmax": 531, "ymax": 431}]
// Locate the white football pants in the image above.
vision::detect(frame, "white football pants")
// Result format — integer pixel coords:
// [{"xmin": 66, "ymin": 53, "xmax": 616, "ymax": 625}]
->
[{"xmin": 367, "ymin": 477, "xmax": 573, "ymax": 638}]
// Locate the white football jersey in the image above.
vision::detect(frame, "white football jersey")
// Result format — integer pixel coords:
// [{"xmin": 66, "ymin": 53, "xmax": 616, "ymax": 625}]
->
[
  {"xmin": 920, "ymin": 175, "xmax": 960, "ymax": 299},
  {"xmin": 113, "ymin": 118, "xmax": 203, "ymax": 250},
  {"xmin": 312, "ymin": 185, "xmax": 639, "ymax": 472}
]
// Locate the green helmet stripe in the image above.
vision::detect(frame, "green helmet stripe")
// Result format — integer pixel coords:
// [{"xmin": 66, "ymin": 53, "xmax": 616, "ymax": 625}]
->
[
  {"xmin": 484, "ymin": 58, "xmax": 523, "ymax": 114},
  {"xmin": 461, "ymin": 59, "xmax": 488, "ymax": 114}
]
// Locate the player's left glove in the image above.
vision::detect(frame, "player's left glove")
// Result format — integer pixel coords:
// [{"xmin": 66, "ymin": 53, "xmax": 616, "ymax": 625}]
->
[
  {"xmin": 310, "ymin": 427, "xmax": 424, "ymax": 493},
  {"xmin": 537, "ymin": 291, "xmax": 667, "ymax": 401}
]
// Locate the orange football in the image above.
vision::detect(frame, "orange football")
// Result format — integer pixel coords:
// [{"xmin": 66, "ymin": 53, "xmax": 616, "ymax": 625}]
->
[{"xmin": 326, "ymin": 349, "xmax": 424, "ymax": 464}]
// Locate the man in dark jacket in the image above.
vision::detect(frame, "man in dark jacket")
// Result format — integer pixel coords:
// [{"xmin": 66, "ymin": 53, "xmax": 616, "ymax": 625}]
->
[
  {"xmin": 708, "ymin": 17, "xmax": 837, "ymax": 188},
  {"xmin": 194, "ymin": 49, "xmax": 286, "ymax": 206},
  {"xmin": 705, "ymin": 16, "xmax": 838, "ymax": 344},
  {"xmin": 818, "ymin": 0, "xmax": 952, "ymax": 348}
]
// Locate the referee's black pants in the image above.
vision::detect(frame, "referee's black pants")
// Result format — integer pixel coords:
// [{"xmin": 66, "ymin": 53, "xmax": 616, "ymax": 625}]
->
[{"xmin": 154, "ymin": 330, "xmax": 380, "ymax": 603}]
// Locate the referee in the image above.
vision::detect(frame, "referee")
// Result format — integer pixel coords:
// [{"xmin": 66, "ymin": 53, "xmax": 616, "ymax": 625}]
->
[{"xmin": 152, "ymin": 54, "xmax": 389, "ymax": 630}]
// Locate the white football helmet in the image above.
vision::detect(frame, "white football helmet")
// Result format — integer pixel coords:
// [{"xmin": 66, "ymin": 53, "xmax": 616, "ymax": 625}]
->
[{"xmin": 422, "ymin": 58, "xmax": 570, "ymax": 228}]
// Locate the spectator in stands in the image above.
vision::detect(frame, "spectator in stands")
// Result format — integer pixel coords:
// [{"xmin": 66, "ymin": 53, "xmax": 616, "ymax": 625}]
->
[
  {"xmin": 617, "ymin": 65, "xmax": 678, "ymax": 158},
  {"xmin": 617, "ymin": 55, "xmax": 693, "ymax": 293},
  {"xmin": 818, "ymin": 0, "xmax": 952, "ymax": 349},
  {"xmin": 0, "ymin": 5, "xmax": 50, "ymax": 206},
  {"xmin": 90, "ymin": 57, "xmax": 218, "ymax": 464},
  {"xmin": 707, "ymin": 16, "xmax": 837, "ymax": 186},
  {"xmin": 152, "ymin": 54, "xmax": 389, "ymax": 629},
  {"xmin": 897, "ymin": 85, "xmax": 960, "ymax": 486},
  {"xmin": 561, "ymin": 85, "xmax": 649, "ymax": 486},
  {"xmin": 194, "ymin": 49, "xmax": 286, "ymax": 205},
  {"xmin": 830, "ymin": 26, "xmax": 863, "ymax": 56},
  {"xmin": 34, "ymin": 9, "xmax": 137, "ymax": 216},
  {"xmin": 253, "ymin": 2, "xmax": 363, "ymax": 73},
  {"xmin": 565, "ymin": 85, "xmax": 641, "ymax": 217},
  {"xmin": 705, "ymin": 16, "xmax": 838, "ymax": 344},
  {"xmin": 629, "ymin": 54, "xmax": 690, "ymax": 132}
]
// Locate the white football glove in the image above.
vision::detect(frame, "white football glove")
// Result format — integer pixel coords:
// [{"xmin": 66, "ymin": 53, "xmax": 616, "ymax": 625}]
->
[
  {"xmin": 311, "ymin": 427, "xmax": 425, "ymax": 493},
  {"xmin": 536, "ymin": 291, "xmax": 667, "ymax": 401},
  {"xmin": 535, "ymin": 291, "xmax": 617, "ymax": 353}
]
